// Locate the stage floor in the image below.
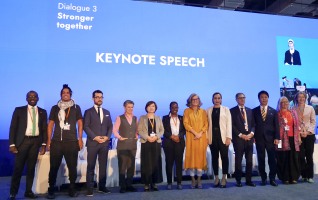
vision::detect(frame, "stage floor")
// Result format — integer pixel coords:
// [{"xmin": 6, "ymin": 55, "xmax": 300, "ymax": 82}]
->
[{"xmin": 1, "ymin": 175, "xmax": 317, "ymax": 200}]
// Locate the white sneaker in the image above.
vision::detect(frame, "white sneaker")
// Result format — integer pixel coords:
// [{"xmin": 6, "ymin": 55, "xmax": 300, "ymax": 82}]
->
[{"xmin": 308, "ymin": 178, "xmax": 314, "ymax": 183}]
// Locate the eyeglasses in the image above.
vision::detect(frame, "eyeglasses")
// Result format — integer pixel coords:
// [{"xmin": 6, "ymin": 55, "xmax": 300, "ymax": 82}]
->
[
  {"xmin": 94, "ymin": 96, "xmax": 104, "ymax": 99},
  {"xmin": 237, "ymin": 97, "xmax": 246, "ymax": 99},
  {"xmin": 192, "ymin": 98, "xmax": 200, "ymax": 101}
]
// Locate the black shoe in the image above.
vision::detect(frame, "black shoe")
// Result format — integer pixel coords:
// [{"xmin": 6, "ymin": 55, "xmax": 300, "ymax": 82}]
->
[
  {"xmin": 68, "ymin": 190, "xmax": 78, "ymax": 197},
  {"xmin": 283, "ymin": 181, "xmax": 289, "ymax": 185},
  {"xmin": 270, "ymin": 180, "xmax": 278, "ymax": 187},
  {"xmin": 46, "ymin": 192, "xmax": 55, "ymax": 199},
  {"xmin": 86, "ymin": 188, "xmax": 94, "ymax": 197},
  {"xmin": 8, "ymin": 194, "xmax": 16, "ymax": 200},
  {"xmin": 126, "ymin": 186, "xmax": 137, "ymax": 192},
  {"xmin": 119, "ymin": 188, "xmax": 126, "ymax": 193},
  {"xmin": 24, "ymin": 192, "xmax": 38, "ymax": 199},
  {"xmin": 246, "ymin": 182, "xmax": 256, "ymax": 187},
  {"xmin": 151, "ymin": 184, "xmax": 159, "ymax": 191},
  {"xmin": 98, "ymin": 187, "xmax": 110, "ymax": 194},
  {"xmin": 236, "ymin": 182, "xmax": 242, "ymax": 187},
  {"xmin": 260, "ymin": 180, "xmax": 267, "ymax": 186},
  {"xmin": 144, "ymin": 185, "xmax": 150, "ymax": 192}
]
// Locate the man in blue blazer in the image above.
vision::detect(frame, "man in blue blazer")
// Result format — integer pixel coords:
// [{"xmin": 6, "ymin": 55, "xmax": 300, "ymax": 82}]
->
[
  {"xmin": 84, "ymin": 90, "xmax": 113, "ymax": 196},
  {"xmin": 253, "ymin": 90, "xmax": 280, "ymax": 186},
  {"xmin": 9, "ymin": 91, "xmax": 47, "ymax": 200},
  {"xmin": 230, "ymin": 93, "xmax": 256, "ymax": 187}
]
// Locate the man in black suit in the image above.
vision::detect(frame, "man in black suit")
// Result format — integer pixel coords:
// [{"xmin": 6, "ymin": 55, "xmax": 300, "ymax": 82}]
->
[
  {"xmin": 84, "ymin": 90, "xmax": 113, "ymax": 196},
  {"xmin": 253, "ymin": 90, "xmax": 280, "ymax": 186},
  {"xmin": 230, "ymin": 93, "xmax": 256, "ymax": 187},
  {"xmin": 9, "ymin": 91, "xmax": 47, "ymax": 200}
]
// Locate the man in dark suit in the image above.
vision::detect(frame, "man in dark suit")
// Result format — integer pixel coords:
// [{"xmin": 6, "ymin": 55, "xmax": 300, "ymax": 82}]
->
[
  {"xmin": 84, "ymin": 90, "xmax": 113, "ymax": 196},
  {"xmin": 8, "ymin": 91, "xmax": 47, "ymax": 200},
  {"xmin": 230, "ymin": 93, "xmax": 256, "ymax": 187},
  {"xmin": 253, "ymin": 90, "xmax": 280, "ymax": 186}
]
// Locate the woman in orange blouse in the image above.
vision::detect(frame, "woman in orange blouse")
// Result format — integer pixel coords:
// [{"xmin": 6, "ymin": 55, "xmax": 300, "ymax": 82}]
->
[
  {"xmin": 183, "ymin": 93, "xmax": 208, "ymax": 189},
  {"xmin": 276, "ymin": 96, "xmax": 301, "ymax": 184}
]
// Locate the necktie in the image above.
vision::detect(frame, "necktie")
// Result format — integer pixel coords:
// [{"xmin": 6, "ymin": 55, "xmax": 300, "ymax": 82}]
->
[
  {"xmin": 32, "ymin": 107, "xmax": 36, "ymax": 136},
  {"xmin": 97, "ymin": 106, "xmax": 101, "ymax": 121},
  {"xmin": 261, "ymin": 106, "xmax": 266, "ymax": 121},
  {"xmin": 240, "ymin": 108, "xmax": 245, "ymax": 122}
]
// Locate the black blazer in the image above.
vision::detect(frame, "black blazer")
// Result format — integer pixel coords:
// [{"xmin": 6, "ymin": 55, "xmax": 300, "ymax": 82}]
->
[
  {"xmin": 83, "ymin": 106, "xmax": 113, "ymax": 147},
  {"xmin": 162, "ymin": 115, "xmax": 186, "ymax": 140},
  {"xmin": 230, "ymin": 106, "xmax": 255, "ymax": 144},
  {"xmin": 9, "ymin": 105, "xmax": 47, "ymax": 147},
  {"xmin": 252, "ymin": 106, "xmax": 280, "ymax": 144}
]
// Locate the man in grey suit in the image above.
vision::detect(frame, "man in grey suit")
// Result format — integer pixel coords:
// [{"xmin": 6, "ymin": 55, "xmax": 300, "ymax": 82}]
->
[{"xmin": 84, "ymin": 90, "xmax": 113, "ymax": 196}]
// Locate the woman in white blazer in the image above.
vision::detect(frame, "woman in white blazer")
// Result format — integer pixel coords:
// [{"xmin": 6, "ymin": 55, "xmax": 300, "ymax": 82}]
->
[
  {"xmin": 206, "ymin": 92, "xmax": 232, "ymax": 188},
  {"xmin": 293, "ymin": 91, "xmax": 316, "ymax": 183}
]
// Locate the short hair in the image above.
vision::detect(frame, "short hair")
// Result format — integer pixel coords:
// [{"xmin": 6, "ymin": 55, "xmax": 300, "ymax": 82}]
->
[
  {"xmin": 186, "ymin": 93, "xmax": 203, "ymax": 108},
  {"xmin": 60, "ymin": 84, "xmax": 72, "ymax": 97},
  {"xmin": 276, "ymin": 96, "xmax": 289, "ymax": 111},
  {"xmin": 169, "ymin": 101, "xmax": 178, "ymax": 108},
  {"xmin": 258, "ymin": 90, "xmax": 269, "ymax": 99},
  {"xmin": 145, "ymin": 101, "xmax": 157, "ymax": 113},
  {"xmin": 288, "ymin": 39, "xmax": 294, "ymax": 43},
  {"xmin": 212, "ymin": 92, "xmax": 222, "ymax": 104},
  {"xmin": 235, "ymin": 92, "xmax": 245, "ymax": 99},
  {"xmin": 294, "ymin": 91, "xmax": 306, "ymax": 105},
  {"xmin": 26, "ymin": 90, "xmax": 38, "ymax": 99},
  {"xmin": 92, "ymin": 90, "xmax": 103, "ymax": 98},
  {"xmin": 123, "ymin": 100, "xmax": 134, "ymax": 107}
]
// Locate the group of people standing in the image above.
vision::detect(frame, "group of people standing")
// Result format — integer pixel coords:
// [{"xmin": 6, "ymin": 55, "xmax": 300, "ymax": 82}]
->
[{"xmin": 8, "ymin": 85, "xmax": 316, "ymax": 200}]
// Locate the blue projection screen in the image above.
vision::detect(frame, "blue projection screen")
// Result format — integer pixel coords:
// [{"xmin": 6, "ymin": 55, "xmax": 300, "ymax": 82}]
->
[{"xmin": 1, "ymin": 0, "xmax": 318, "ymax": 139}]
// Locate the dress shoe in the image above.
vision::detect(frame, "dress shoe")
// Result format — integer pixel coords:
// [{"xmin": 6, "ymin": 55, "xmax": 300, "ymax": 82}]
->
[
  {"xmin": 246, "ymin": 182, "xmax": 256, "ymax": 187},
  {"xmin": 98, "ymin": 187, "xmax": 110, "ymax": 194},
  {"xmin": 86, "ymin": 188, "xmax": 94, "ymax": 197},
  {"xmin": 126, "ymin": 186, "xmax": 137, "ymax": 192},
  {"xmin": 46, "ymin": 191, "xmax": 55, "ymax": 199},
  {"xmin": 144, "ymin": 185, "xmax": 150, "ymax": 192},
  {"xmin": 236, "ymin": 182, "xmax": 242, "ymax": 187},
  {"xmin": 177, "ymin": 184, "xmax": 183, "ymax": 190},
  {"xmin": 8, "ymin": 194, "xmax": 16, "ymax": 200},
  {"xmin": 68, "ymin": 189, "xmax": 79, "ymax": 197},
  {"xmin": 290, "ymin": 180, "xmax": 297, "ymax": 184},
  {"xmin": 119, "ymin": 188, "xmax": 126, "ymax": 193},
  {"xmin": 151, "ymin": 184, "xmax": 159, "ymax": 191},
  {"xmin": 24, "ymin": 192, "xmax": 38, "ymax": 199},
  {"xmin": 167, "ymin": 184, "xmax": 172, "ymax": 190},
  {"xmin": 270, "ymin": 180, "xmax": 278, "ymax": 186},
  {"xmin": 260, "ymin": 180, "xmax": 267, "ymax": 186}
]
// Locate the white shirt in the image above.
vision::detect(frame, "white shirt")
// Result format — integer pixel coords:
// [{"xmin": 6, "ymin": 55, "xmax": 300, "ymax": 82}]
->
[
  {"xmin": 94, "ymin": 105, "xmax": 103, "ymax": 123},
  {"xmin": 169, "ymin": 114, "xmax": 180, "ymax": 136},
  {"xmin": 25, "ymin": 105, "xmax": 39, "ymax": 136}
]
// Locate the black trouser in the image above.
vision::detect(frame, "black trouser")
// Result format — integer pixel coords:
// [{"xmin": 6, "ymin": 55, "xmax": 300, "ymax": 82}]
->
[
  {"xmin": 300, "ymin": 134, "xmax": 316, "ymax": 179},
  {"xmin": 10, "ymin": 136, "xmax": 40, "ymax": 195},
  {"xmin": 277, "ymin": 137, "xmax": 300, "ymax": 182},
  {"xmin": 255, "ymin": 139, "xmax": 277, "ymax": 181},
  {"xmin": 117, "ymin": 149, "xmax": 136, "ymax": 188},
  {"xmin": 86, "ymin": 144, "xmax": 109, "ymax": 189},
  {"xmin": 210, "ymin": 129, "xmax": 229, "ymax": 175},
  {"xmin": 233, "ymin": 140, "xmax": 253, "ymax": 183},
  {"xmin": 141, "ymin": 142, "xmax": 162, "ymax": 185},
  {"xmin": 163, "ymin": 139, "xmax": 185, "ymax": 184},
  {"xmin": 48, "ymin": 141, "xmax": 78, "ymax": 187}
]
